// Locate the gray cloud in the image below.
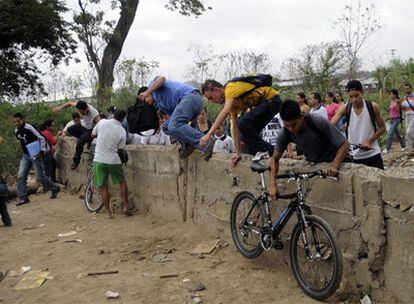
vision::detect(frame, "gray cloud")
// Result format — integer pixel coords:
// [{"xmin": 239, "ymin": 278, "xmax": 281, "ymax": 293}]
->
[{"xmin": 64, "ymin": 0, "xmax": 414, "ymax": 82}]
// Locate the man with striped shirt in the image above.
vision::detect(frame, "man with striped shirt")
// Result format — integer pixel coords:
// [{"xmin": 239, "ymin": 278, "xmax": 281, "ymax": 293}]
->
[{"xmin": 13, "ymin": 113, "xmax": 60, "ymax": 206}]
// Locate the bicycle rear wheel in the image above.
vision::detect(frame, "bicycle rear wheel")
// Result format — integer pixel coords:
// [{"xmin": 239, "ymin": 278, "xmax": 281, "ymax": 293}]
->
[
  {"xmin": 290, "ymin": 214, "xmax": 343, "ymax": 300},
  {"xmin": 230, "ymin": 191, "xmax": 264, "ymax": 259},
  {"xmin": 84, "ymin": 171, "xmax": 104, "ymax": 213}
]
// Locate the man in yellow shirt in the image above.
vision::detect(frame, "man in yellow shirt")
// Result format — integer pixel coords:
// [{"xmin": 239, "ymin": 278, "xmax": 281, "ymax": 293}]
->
[{"xmin": 201, "ymin": 78, "xmax": 281, "ymax": 165}]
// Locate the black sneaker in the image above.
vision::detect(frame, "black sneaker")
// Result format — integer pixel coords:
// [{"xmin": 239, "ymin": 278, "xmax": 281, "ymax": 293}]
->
[
  {"xmin": 50, "ymin": 186, "xmax": 60, "ymax": 199},
  {"xmin": 16, "ymin": 198, "xmax": 30, "ymax": 207},
  {"xmin": 202, "ymin": 137, "xmax": 216, "ymax": 161},
  {"xmin": 0, "ymin": 271, "xmax": 7, "ymax": 282},
  {"xmin": 179, "ymin": 144, "xmax": 196, "ymax": 159},
  {"xmin": 3, "ymin": 220, "xmax": 12, "ymax": 227}
]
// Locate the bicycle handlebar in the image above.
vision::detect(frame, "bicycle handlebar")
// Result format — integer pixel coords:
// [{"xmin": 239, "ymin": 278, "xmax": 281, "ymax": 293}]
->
[
  {"xmin": 275, "ymin": 170, "xmax": 337, "ymax": 199},
  {"xmin": 276, "ymin": 170, "xmax": 327, "ymax": 180}
]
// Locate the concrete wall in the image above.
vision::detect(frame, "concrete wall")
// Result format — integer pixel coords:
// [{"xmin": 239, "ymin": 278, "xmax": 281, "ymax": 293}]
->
[{"xmin": 56, "ymin": 137, "xmax": 413, "ymax": 303}]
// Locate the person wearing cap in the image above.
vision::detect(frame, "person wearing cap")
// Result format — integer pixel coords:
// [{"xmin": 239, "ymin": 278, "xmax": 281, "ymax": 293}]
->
[
  {"xmin": 331, "ymin": 80, "xmax": 386, "ymax": 169},
  {"xmin": 138, "ymin": 76, "xmax": 216, "ymax": 160},
  {"xmin": 53, "ymin": 100, "xmax": 100, "ymax": 169}
]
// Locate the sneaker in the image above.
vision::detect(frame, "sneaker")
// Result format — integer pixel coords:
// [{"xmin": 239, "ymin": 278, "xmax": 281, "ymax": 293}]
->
[
  {"xmin": 202, "ymin": 137, "xmax": 216, "ymax": 161},
  {"xmin": 16, "ymin": 198, "xmax": 30, "ymax": 206},
  {"xmin": 179, "ymin": 144, "xmax": 196, "ymax": 159},
  {"xmin": 0, "ymin": 271, "xmax": 7, "ymax": 282},
  {"xmin": 3, "ymin": 220, "xmax": 12, "ymax": 227},
  {"xmin": 50, "ymin": 186, "xmax": 61, "ymax": 199}
]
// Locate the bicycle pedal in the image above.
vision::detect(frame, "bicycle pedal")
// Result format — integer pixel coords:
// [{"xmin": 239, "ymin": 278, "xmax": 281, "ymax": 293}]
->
[{"xmin": 273, "ymin": 240, "xmax": 284, "ymax": 250}]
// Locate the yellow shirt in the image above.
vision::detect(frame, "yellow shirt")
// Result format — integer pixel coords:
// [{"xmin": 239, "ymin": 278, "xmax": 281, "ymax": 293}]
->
[{"xmin": 225, "ymin": 82, "xmax": 279, "ymax": 118}]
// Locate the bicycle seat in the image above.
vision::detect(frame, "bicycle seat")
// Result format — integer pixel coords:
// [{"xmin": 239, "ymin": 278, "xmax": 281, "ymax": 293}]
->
[{"xmin": 250, "ymin": 161, "xmax": 269, "ymax": 173}]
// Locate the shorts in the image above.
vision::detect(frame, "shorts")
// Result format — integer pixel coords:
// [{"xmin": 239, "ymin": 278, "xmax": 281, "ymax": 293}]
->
[{"xmin": 93, "ymin": 162, "xmax": 125, "ymax": 187}]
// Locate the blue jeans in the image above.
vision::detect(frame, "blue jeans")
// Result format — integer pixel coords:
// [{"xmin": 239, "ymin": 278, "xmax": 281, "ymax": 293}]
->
[
  {"xmin": 17, "ymin": 153, "xmax": 58, "ymax": 200},
  {"xmin": 386, "ymin": 118, "xmax": 405, "ymax": 151},
  {"xmin": 162, "ymin": 92, "xmax": 207, "ymax": 151}
]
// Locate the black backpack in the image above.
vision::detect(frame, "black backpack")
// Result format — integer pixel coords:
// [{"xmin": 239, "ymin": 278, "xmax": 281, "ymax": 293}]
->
[
  {"xmin": 345, "ymin": 100, "xmax": 377, "ymax": 137},
  {"xmin": 225, "ymin": 74, "xmax": 273, "ymax": 98},
  {"xmin": 127, "ymin": 101, "xmax": 159, "ymax": 134}
]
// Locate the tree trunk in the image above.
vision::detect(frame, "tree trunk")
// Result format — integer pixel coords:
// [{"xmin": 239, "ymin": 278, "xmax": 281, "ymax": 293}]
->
[{"xmin": 96, "ymin": 0, "xmax": 139, "ymax": 109}]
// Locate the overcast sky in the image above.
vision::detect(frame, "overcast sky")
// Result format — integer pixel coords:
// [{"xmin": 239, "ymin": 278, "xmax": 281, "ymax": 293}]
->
[{"xmin": 62, "ymin": 0, "xmax": 414, "ymax": 83}]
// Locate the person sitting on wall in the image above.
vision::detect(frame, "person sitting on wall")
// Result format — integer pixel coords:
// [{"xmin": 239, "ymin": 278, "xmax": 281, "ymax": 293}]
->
[{"xmin": 268, "ymin": 100, "xmax": 350, "ymax": 199}]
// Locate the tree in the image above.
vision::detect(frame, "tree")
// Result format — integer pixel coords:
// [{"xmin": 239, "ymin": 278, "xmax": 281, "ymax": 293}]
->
[
  {"xmin": 222, "ymin": 50, "xmax": 273, "ymax": 80},
  {"xmin": 73, "ymin": 0, "xmax": 211, "ymax": 109},
  {"xmin": 184, "ymin": 44, "xmax": 225, "ymax": 83},
  {"xmin": 333, "ymin": 2, "xmax": 382, "ymax": 79},
  {"xmin": 115, "ymin": 57, "xmax": 159, "ymax": 89},
  {"xmin": 184, "ymin": 45, "xmax": 273, "ymax": 83},
  {"xmin": 282, "ymin": 42, "xmax": 345, "ymax": 93},
  {"xmin": 0, "ymin": 0, "xmax": 76, "ymax": 98}
]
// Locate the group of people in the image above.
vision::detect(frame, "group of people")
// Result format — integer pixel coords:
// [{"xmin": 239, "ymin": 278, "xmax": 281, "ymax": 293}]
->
[{"xmin": 2, "ymin": 74, "xmax": 413, "ymax": 222}]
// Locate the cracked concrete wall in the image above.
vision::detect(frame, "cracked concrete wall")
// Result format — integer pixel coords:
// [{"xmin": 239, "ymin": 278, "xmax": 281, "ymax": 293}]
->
[{"xmin": 56, "ymin": 137, "xmax": 413, "ymax": 303}]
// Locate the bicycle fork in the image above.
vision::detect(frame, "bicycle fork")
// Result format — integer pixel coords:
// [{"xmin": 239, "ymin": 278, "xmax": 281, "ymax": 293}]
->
[{"xmin": 297, "ymin": 206, "xmax": 322, "ymax": 260}]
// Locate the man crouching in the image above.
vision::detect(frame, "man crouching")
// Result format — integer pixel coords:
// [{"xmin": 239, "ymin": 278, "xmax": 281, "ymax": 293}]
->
[{"xmin": 269, "ymin": 100, "xmax": 350, "ymax": 199}]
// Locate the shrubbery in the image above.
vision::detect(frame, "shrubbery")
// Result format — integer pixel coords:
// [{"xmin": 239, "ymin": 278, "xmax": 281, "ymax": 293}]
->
[{"xmin": 0, "ymin": 102, "xmax": 73, "ymax": 175}]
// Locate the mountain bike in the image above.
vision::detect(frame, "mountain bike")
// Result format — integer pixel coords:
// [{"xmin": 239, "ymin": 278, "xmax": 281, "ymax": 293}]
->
[
  {"xmin": 230, "ymin": 152, "xmax": 343, "ymax": 300},
  {"xmin": 84, "ymin": 147, "xmax": 104, "ymax": 213}
]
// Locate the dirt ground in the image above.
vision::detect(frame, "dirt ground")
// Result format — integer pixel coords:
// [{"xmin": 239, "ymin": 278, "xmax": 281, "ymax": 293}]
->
[{"xmin": 0, "ymin": 191, "xmax": 332, "ymax": 304}]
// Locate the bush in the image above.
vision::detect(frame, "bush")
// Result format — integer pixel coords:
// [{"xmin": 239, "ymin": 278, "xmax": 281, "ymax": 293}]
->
[{"xmin": 0, "ymin": 102, "xmax": 72, "ymax": 175}]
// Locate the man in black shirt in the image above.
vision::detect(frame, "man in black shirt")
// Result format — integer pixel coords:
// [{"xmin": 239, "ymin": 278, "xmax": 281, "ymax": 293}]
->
[
  {"xmin": 269, "ymin": 100, "xmax": 350, "ymax": 199},
  {"xmin": 13, "ymin": 113, "xmax": 60, "ymax": 206}
]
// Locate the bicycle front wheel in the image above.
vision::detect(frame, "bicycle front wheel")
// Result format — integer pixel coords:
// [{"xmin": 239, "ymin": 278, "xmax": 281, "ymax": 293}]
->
[
  {"xmin": 230, "ymin": 191, "xmax": 264, "ymax": 259},
  {"xmin": 84, "ymin": 171, "xmax": 104, "ymax": 213},
  {"xmin": 290, "ymin": 214, "xmax": 343, "ymax": 300}
]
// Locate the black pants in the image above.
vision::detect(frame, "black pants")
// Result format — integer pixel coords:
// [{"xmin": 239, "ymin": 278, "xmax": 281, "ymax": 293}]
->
[
  {"xmin": 67, "ymin": 124, "xmax": 93, "ymax": 164},
  {"xmin": 353, "ymin": 153, "xmax": 384, "ymax": 170},
  {"xmin": 43, "ymin": 151, "xmax": 57, "ymax": 182},
  {"xmin": 238, "ymin": 95, "xmax": 282, "ymax": 156},
  {"xmin": 0, "ymin": 198, "xmax": 11, "ymax": 226}
]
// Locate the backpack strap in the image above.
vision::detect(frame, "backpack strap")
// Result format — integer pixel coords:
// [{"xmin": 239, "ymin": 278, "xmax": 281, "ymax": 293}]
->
[
  {"xmin": 344, "ymin": 101, "xmax": 377, "ymax": 138},
  {"xmin": 365, "ymin": 100, "xmax": 377, "ymax": 133}
]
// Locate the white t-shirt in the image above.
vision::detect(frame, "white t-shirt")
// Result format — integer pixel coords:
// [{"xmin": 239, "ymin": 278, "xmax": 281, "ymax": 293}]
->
[
  {"xmin": 83, "ymin": 105, "xmax": 100, "ymax": 129},
  {"xmin": 63, "ymin": 119, "xmax": 86, "ymax": 132},
  {"xmin": 310, "ymin": 106, "xmax": 328, "ymax": 120},
  {"xmin": 141, "ymin": 130, "xmax": 171, "ymax": 146},
  {"xmin": 348, "ymin": 101, "xmax": 380, "ymax": 160},
  {"xmin": 213, "ymin": 134, "xmax": 236, "ymax": 155},
  {"xmin": 92, "ymin": 119, "xmax": 126, "ymax": 164},
  {"xmin": 262, "ymin": 113, "xmax": 284, "ymax": 146},
  {"xmin": 402, "ymin": 94, "xmax": 414, "ymax": 116}
]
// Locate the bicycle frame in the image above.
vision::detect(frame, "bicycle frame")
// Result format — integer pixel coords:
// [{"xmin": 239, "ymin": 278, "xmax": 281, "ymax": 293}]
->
[{"xmin": 242, "ymin": 172, "xmax": 312, "ymax": 240}]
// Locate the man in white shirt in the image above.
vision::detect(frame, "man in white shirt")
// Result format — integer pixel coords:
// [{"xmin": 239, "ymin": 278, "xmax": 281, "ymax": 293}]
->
[
  {"xmin": 62, "ymin": 112, "xmax": 85, "ymax": 136},
  {"xmin": 331, "ymin": 80, "xmax": 386, "ymax": 169},
  {"xmin": 92, "ymin": 110, "xmax": 130, "ymax": 218},
  {"xmin": 402, "ymin": 83, "xmax": 414, "ymax": 148},
  {"xmin": 54, "ymin": 100, "xmax": 100, "ymax": 169},
  {"xmin": 309, "ymin": 92, "xmax": 328, "ymax": 120}
]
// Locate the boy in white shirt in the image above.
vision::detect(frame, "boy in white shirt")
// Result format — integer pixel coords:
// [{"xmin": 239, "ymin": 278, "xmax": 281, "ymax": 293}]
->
[{"xmin": 213, "ymin": 122, "xmax": 236, "ymax": 155}]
